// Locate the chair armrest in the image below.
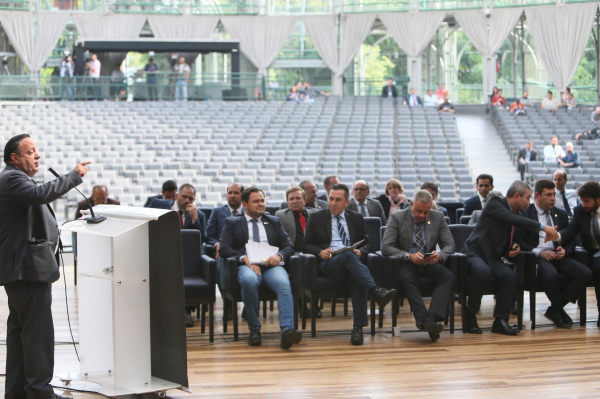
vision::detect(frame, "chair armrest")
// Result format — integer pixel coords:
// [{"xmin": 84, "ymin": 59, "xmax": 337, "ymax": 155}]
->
[
  {"xmin": 515, "ymin": 251, "xmax": 535, "ymax": 288},
  {"xmin": 289, "ymin": 255, "xmax": 301, "ymax": 294},
  {"xmin": 202, "ymin": 243, "xmax": 216, "ymax": 259},
  {"xmin": 200, "ymin": 255, "xmax": 217, "ymax": 298},
  {"xmin": 455, "ymin": 252, "xmax": 470, "ymax": 292},
  {"xmin": 573, "ymin": 247, "xmax": 589, "ymax": 266},
  {"xmin": 219, "ymin": 258, "xmax": 239, "ymax": 296},
  {"xmin": 299, "ymin": 254, "xmax": 318, "ymax": 291}
]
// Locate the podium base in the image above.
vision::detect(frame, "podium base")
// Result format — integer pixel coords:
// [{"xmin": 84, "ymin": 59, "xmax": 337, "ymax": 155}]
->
[{"xmin": 53, "ymin": 374, "xmax": 186, "ymax": 397}]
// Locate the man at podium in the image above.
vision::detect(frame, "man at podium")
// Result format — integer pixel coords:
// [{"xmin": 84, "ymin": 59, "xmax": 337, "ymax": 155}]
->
[
  {"xmin": 0, "ymin": 134, "xmax": 90, "ymax": 399},
  {"xmin": 219, "ymin": 187, "xmax": 303, "ymax": 349}
]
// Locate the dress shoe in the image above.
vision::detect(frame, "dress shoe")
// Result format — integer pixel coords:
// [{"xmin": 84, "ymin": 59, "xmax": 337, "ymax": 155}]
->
[
  {"xmin": 424, "ymin": 321, "xmax": 444, "ymax": 342},
  {"xmin": 185, "ymin": 312, "xmax": 194, "ymax": 327},
  {"xmin": 280, "ymin": 329, "xmax": 303, "ymax": 349},
  {"xmin": 545, "ymin": 306, "xmax": 570, "ymax": 329},
  {"xmin": 491, "ymin": 318, "xmax": 518, "ymax": 336},
  {"xmin": 248, "ymin": 329, "xmax": 261, "ymax": 346},
  {"xmin": 558, "ymin": 308, "xmax": 573, "ymax": 328},
  {"xmin": 350, "ymin": 326, "xmax": 364, "ymax": 345},
  {"xmin": 466, "ymin": 315, "xmax": 482, "ymax": 334},
  {"xmin": 372, "ymin": 287, "xmax": 397, "ymax": 307},
  {"xmin": 303, "ymin": 306, "xmax": 322, "ymax": 319}
]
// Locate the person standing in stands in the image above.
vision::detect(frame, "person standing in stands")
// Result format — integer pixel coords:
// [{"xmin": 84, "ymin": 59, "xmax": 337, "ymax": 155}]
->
[
  {"xmin": 174, "ymin": 56, "xmax": 190, "ymax": 101},
  {"xmin": 144, "ymin": 57, "xmax": 160, "ymax": 101}
]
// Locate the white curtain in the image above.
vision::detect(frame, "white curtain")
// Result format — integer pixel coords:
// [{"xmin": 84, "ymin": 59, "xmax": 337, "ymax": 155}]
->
[
  {"xmin": 379, "ymin": 12, "xmax": 445, "ymax": 96},
  {"xmin": 221, "ymin": 15, "xmax": 297, "ymax": 77},
  {"xmin": 526, "ymin": 4, "xmax": 597, "ymax": 94},
  {"xmin": 455, "ymin": 9, "xmax": 522, "ymax": 100},
  {"xmin": 73, "ymin": 14, "xmax": 146, "ymax": 39},
  {"xmin": 303, "ymin": 14, "xmax": 375, "ymax": 96},
  {"xmin": 0, "ymin": 11, "xmax": 69, "ymax": 74},
  {"xmin": 147, "ymin": 15, "xmax": 219, "ymax": 39}
]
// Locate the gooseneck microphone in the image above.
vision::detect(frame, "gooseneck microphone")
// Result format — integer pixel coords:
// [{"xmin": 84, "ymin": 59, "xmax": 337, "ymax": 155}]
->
[{"xmin": 49, "ymin": 167, "xmax": 106, "ymax": 224}]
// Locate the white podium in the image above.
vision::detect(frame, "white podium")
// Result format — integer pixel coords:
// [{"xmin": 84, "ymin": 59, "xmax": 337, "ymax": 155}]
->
[{"xmin": 59, "ymin": 205, "xmax": 189, "ymax": 397}]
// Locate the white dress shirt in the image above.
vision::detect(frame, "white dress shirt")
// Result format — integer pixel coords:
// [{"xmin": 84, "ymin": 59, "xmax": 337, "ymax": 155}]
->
[
  {"xmin": 245, "ymin": 213, "xmax": 268, "ymax": 244},
  {"xmin": 228, "ymin": 205, "xmax": 242, "ymax": 216},
  {"xmin": 479, "ymin": 194, "xmax": 487, "ymax": 209},
  {"xmin": 424, "ymin": 94, "xmax": 437, "ymax": 107},
  {"xmin": 554, "ymin": 189, "xmax": 578, "ymax": 212},
  {"xmin": 543, "ymin": 144, "xmax": 566, "ymax": 165},
  {"xmin": 532, "ymin": 204, "xmax": 556, "ymax": 256}
]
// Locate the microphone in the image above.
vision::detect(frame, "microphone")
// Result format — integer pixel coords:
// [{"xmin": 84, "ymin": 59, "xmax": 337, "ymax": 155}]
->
[{"xmin": 49, "ymin": 167, "xmax": 106, "ymax": 224}]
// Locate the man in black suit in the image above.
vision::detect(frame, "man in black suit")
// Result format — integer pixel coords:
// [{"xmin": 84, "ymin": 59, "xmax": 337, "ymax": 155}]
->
[
  {"xmin": 463, "ymin": 174, "xmax": 494, "ymax": 216},
  {"xmin": 517, "ymin": 141, "xmax": 537, "ymax": 181},
  {"xmin": 558, "ymin": 180, "xmax": 600, "ymax": 326},
  {"xmin": 219, "ymin": 187, "xmax": 302, "ymax": 349},
  {"xmin": 143, "ymin": 179, "xmax": 177, "ymax": 207},
  {"xmin": 382, "ymin": 78, "xmax": 398, "ymax": 99},
  {"xmin": 347, "ymin": 180, "xmax": 387, "ymax": 225},
  {"xmin": 403, "ymin": 87, "xmax": 423, "ymax": 107},
  {"xmin": 280, "ymin": 180, "xmax": 328, "ymax": 210},
  {"xmin": 517, "ymin": 179, "xmax": 591, "ymax": 328},
  {"xmin": 460, "ymin": 180, "xmax": 559, "ymax": 335},
  {"xmin": 381, "ymin": 190, "xmax": 455, "ymax": 342},
  {"xmin": 0, "ymin": 134, "xmax": 89, "ymax": 399},
  {"xmin": 74, "ymin": 184, "xmax": 120, "ymax": 218},
  {"xmin": 302, "ymin": 183, "xmax": 397, "ymax": 345},
  {"xmin": 317, "ymin": 175, "xmax": 340, "ymax": 202}
]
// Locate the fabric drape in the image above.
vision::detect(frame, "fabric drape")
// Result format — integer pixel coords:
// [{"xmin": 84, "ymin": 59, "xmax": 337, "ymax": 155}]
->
[
  {"xmin": 526, "ymin": 4, "xmax": 597, "ymax": 94},
  {"xmin": 73, "ymin": 14, "xmax": 146, "ymax": 39},
  {"xmin": 379, "ymin": 12, "xmax": 445, "ymax": 96},
  {"xmin": 221, "ymin": 15, "xmax": 297, "ymax": 77},
  {"xmin": 455, "ymin": 9, "xmax": 522, "ymax": 100},
  {"xmin": 147, "ymin": 15, "xmax": 219, "ymax": 39}
]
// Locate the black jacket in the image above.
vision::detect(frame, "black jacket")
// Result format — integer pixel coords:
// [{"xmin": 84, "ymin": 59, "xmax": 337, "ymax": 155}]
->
[{"xmin": 559, "ymin": 205, "xmax": 600, "ymax": 256}]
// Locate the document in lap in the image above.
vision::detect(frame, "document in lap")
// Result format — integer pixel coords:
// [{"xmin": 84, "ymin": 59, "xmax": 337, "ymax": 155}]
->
[
  {"xmin": 334, "ymin": 239, "xmax": 365, "ymax": 255},
  {"xmin": 246, "ymin": 242, "xmax": 285, "ymax": 265}
]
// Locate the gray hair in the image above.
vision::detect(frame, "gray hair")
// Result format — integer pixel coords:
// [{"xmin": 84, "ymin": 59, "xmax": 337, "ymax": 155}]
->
[
  {"xmin": 506, "ymin": 180, "xmax": 530, "ymax": 198},
  {"xmin": 412, "ymin": 190, "xmax": 433, "ymax": 204},
  {"xmin": 487, "ymin": 190, "xmax": 504, "ymax": 199}
]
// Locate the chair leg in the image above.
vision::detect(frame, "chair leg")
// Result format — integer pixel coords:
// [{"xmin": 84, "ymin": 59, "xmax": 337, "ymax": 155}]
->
[
  {"xmin": 293, "ymin": 296, "xmax": 298, "ymax": 330},
  {"xmin": 223, "ymin": 293, "xmax": 228, "ymax": 333},
  {"xmin": 263, "ymin": 300, "xmax": 267, "ymax": 318},
  {"xmin": 579, "ymin": 288, "xmax": 587, "ymax": 326},
  {"xmin": 378, "ymin": 304, "xmax": 384, "ymax": 328},
  {"xmin": 449, "ymin": 291, "xmax": 455, "ymax": 334},
  {"xmin": 529, "ymin": 289, "xmax": 536, "ymax": 330},
  {"xmin": 370, "ymin": 299, "xmax": 376, "ymax": 336},
  {"xmin": 302, "ymin": 292, "xmax": 307, "ymax": 330},
  {"xmin": 233, "ymin": 299, "xmax": 239, "ymax": 341},
  {"xmin": 201, "ymin": 304, "xmax": 206, "ymax": 334},
  {"xmin": 460, "ymin": 293, "xmax": 467, "ymax": 333},
  {"xmin": 331, "ymin": 298, "xmax": 336, "ymax": 317},
  {"xmin": 344, "ymin": 298, "xmax": 348, "ymax": 316},
  {"xmin": 392, "ymin": 297, "xmax": 398, "ymax": 328},
  {"xmin": 209, "ymin": 301, "xmax": 214, "ymax": 343},
  {"xmin": 311, "ymin": 297, "xmax": 317, "ymax": 338},
  {"xmin": 516, "ymin": 288, "xmax": 523, "ymax": 330},
  {"xmin": 270, "ymin": 300, "xmax": 274, "ymax": 311},
  {"xmin": 196, "ymin": 305, "xmax": 200, "ymax": 319}
]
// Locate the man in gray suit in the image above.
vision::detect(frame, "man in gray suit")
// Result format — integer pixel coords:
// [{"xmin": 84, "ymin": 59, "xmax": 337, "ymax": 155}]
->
[
  {"xmin": 381, "ymin": 190, "xmax": 455, "ymax": 342},
  {"xmin": 347, "ymin": 180, "xmax": 387, "ymax": 225},
  {"xmin": 0, "ymin": 134, "xmax": 89, "ymax": 399},
  {"xmin": 275, "ymin": 186, "xmax": 318, "ymax": 254},
  {"xmin": 280, "ymin": 180, "xmax": 328, "ymax": 210}
]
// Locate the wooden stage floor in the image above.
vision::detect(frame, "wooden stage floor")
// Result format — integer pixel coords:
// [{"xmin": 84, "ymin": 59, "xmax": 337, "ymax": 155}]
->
[{"xmin": 2, "ymin": 262, "xmax": 600, "ymax": 398}]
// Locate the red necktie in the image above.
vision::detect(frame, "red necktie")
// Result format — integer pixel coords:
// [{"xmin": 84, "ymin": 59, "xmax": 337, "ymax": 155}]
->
[
  {"xmin": 296, "ymin": 211, "xmax": 306, "ymax": 232},
  {"xmin": 178, "ymin": 210, "xmax": 184, "ymax": 229}
]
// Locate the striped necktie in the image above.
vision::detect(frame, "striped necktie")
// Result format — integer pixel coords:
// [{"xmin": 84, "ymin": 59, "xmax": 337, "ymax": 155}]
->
[{"xmin": 335, "ymin": 215, "xmax": 351, "ymax": 247}]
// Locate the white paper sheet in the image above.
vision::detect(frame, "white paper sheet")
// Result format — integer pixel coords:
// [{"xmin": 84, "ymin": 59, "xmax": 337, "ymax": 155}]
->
[{"xmin": 246, "ymin": 242, "xmax": 284, "ymax": 266}]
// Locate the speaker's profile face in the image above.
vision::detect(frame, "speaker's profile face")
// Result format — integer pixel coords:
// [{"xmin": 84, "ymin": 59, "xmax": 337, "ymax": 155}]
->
[{"xmin": 13, "ymin": 137, "xmax": 40, "ymax": 178}]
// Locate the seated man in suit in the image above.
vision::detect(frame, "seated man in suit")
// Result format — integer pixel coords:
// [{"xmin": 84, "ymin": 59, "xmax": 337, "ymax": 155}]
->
[
  {"xmin": 463, "ymin": 174, "xmax": 494, "ymax": 216},
  {"xmin": 381, "ymin": 190, "xmax": 455, "ymax": 342},
  {"xmin": 143, "ymin": 179, "xmax": 177, "ymax": 207},
  {"xmin": 420, "ymin": 182, "xmax": 447, "ymax": 217},
  {"xmin": 347, "ymin": 180, "xmax": 387, "ymax": 225},
  {"xmin": 557, "ymin": 181, "xmax": 600, "ymax": 326},
  {"xmin": 280, "ymin": 180, "xmax": 328, "ymax": 210},
  {"xmin": 219, "ymin": 187, "xmax": 302, "ymax": 349},
  {"xmin": 517, "ymin": 141, "xmax": 537, "ymax": 181},
  {"xmin": 403, "ymin": 87, "xmax": 423, "ymax": 107},
  {"xmin": 302, "ymin": 183, "xmax": 397, "ymax": 345},
  {"xmin": 460, "ymin": 180, "xmax": 558, "ymax": 336},
  {"xmin": 516, "ymin": 179, "xmax": 591, "ymax": 328},
  {"xmin": 75, "ymin": 184, "xmax": 120, "ymax": 218},
  {"xmin": 553, "ymin": 170, "xmax": 578, "ymax": 217},
  {"xmin": 317, "ymin": 175, "xmax": 340, "ymax": 202},
  {"xmin": 468, "ymin": 191, "xmax": 503, "ymax": 226},
  {"xmin": 206, "ymin": 182, "xmax": 245, "ymax": 258}
]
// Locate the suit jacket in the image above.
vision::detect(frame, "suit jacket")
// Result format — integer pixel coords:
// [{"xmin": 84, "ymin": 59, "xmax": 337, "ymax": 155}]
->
[
  {"xmin": 382, "ymin": 85, "xmax": 398, "ymax": 99},
  {"xmin": 302, "ymin": 209, "xmax": 372, "ymax": 262},
  {"xmin": 75, "ymin": 197, "xmax": 120, "ymax": 219},
  {"xmin": 403, "ymin": 95, "xmax": 423, "ymax": 106},
  {"xmin": 206, "ymin": 204, "xmax": 245, "ymax": 245},
  {"xmin": 280, "ymin": 198, "xmax": 329, "ymax": 210},
  {"xmin": 0, "ymin": 165, "xmax": 83, "ymax": 284},
  {"xmin": 381, "ymin": 208, "xmax": 455, "ymax": 263},
  {"xmin": 275, "ymin": 207, "xmax": 318, "ymax": 248},
  {"xmin": 468, "ymin": 210, "xmax": 482, "ymax": 226},
  {"xmin": 148, "ymin": 198, "xmax": 206, "ymax": 242},
  {"xmin": 218, "ymin": 214, "xmax": 295, "ymax": 264},
  {"xmin": 460, "ymin": 196, "xmax": 541, "ymax": 267},
  {"xmin": 559, "ymin": 205, "xmax": 600, "ymax": 256},
  {"xmin": 517, "ymin": 148, "xmax": 537, "ymax": 163},
  {"xmin": 347, "ymin": 198, "xmax": 388, "ymax": 226},
  {"xmin": 463, "ymin": 195, "xmax": 482, "ymax": 216},
  {"xmin": 516, "ymin": 204, "xmax": 574, "ymax": 255},
  {"xmin": 144, "ymin": 194, "xmax": 162, "ymax": 207}
]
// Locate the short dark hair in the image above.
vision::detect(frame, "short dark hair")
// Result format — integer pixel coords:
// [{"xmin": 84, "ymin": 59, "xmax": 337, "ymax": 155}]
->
[
  {"xmin": 548, "ymin": 90, "xmax": 553, "ymax": 95},
  {"xmin": 330, "ymin": 183, "xmax": 349, "ymax": 199},
  {"xmin": 506, "ymin": 180, "xmax": 530, "ymax": 198},
  {"xmin": 4, "ymin": 134, "xmax": 30, "ymax": 164},
  {"xmin": 577, "ymin": 181, "xmax": 600, "ymax": 200},
  {"xmin": 476, "ymin": 174, "xmax": 494, "ymax": 186},
  {"xmin": 149, "ymin": 57, "xmax": 154, "ymax": 62},
  {"xmin": 286, "ymin": 186, "xmax": 305, "ymax": 201},
  {"xmin": 242, "ymin": 187, "xmax": 265, "ymax": 203},
  {"xmin": 178, "ymin": 183, "xmax": 196, "ymax": 196},
  {"xmin": 227, "ymin": 182, "xmax": 245, "ymax": 193},
  {"xmin": 323, "ymin": 175, "xmax": 338, "ymax": 187},
  {"xmin": 420, "ymin": 181, "xmax": 439, "ymax": 194},
  {"xmin": 162, "ymin": 180, "xmax": 177, "ymax": 192},
  {"xmin": 92, "ymin": 184, "xmax": 108, "ymax": 193},
  {"xmin": 534, "ymin": 179, "xmax": 555, "ymax": 195}
]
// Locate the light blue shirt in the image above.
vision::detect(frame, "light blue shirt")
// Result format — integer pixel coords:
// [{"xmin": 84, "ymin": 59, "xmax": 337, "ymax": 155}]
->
[{"xmin": 330, "ymin": 212, "xmax": 350, "ymax": 251}]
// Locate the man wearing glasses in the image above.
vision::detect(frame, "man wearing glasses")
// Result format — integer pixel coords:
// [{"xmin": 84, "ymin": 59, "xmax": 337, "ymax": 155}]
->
[
  {"xmin": 75, "ymin": 184, "xmax": 120, "ymax": 219},
  {"xmin": 347, "ymin": 180, "xmax": 388, "ymax": 225}
]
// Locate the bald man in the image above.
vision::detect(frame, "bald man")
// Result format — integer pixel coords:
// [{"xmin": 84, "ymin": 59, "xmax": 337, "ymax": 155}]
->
[
  {"xmin": 347, "ymin": 180, "xmax": 387, "ymax": 225},
  {"xmin": 75, "ymin": 184, "xmax": 120, "ymax": 219}
]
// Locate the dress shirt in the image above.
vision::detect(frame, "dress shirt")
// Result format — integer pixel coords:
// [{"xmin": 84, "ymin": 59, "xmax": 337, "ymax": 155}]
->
[
  {"xmin": 525, "ymin": 150, "xmax": 531, "ymax": 163},
  {"xmin": 532, "ymin": 204, "xmax": 556, "ymax": 256},
  {"xmin": 554, "ymin": 189, "xmax": 578, "ymax": 212},
  {"xmin": 329, "ymin": 212, "xmax": 350, "ymax": 251},
  {"xmin": 543, "ymin": 144, "xmax": 565, "ymax": 164},
  {"xmin": 229, "ymin": 205, "xmax": 242, "ymax": 215},
  {"xmin": 244, "ymin": 214, "xmax": 268, "ymax": 244},
  {"xmin": 424, "ymin": 94, "xmax": 437, "ymax": 107},
  {"xmin": 387, "ymin": 87, "xmax": 393, "ymax": 98},
  {"xmin": 88, "ymin": 60, "xmax": 101, "ymax": 78},
  {"xmin": 171, "ymin": 201, "xmax": 185, "ymax": 224},
  {"xmin": 479, "ymin": 194, "xmax": 487, "ymax": 209},
  {"xmin": 561, "ymin": 152, "xmax": 581, "ymax": 167},
  {"xmin": 409, "ymin": 95, "xmax": 418, "ymax": 106}
]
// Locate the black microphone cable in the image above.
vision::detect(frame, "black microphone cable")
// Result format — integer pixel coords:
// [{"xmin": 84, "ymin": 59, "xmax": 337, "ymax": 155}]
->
[{"xmin": 59, "ymin": 242, "xmax": 80, "ymax": 363}]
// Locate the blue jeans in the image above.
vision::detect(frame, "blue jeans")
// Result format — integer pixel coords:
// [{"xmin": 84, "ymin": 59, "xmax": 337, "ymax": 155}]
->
[
  {"xmin": 237, "ymin": 265, "xmax": 294, "ymax": 332},
  {"xmin": 175, "ymin": 79, "xmax": 187, "ymax": 101}
]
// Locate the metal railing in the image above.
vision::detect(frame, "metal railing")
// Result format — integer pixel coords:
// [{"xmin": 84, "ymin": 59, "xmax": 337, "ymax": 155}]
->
[
  {"xmin": 40, "ymin": 0, "xmax": 102, "ymax": 11},
  {"xmin": 454, "ymin": 82, "xmax": 598, "ymax": 105},
  {"xmin": 0, "ymin": 72, "xmax": 265, "ymax": 101},
  {"xmin": 0, "ymin": 0, "xmax": 29, "ymax": 10},
  {"xmin": 112, "ymin": 0, "xmax": 258, "ymax": 14},
  {"xmin": 343, "ymin": 0, "xmax": 409, "ymax": 13},
  {"xmin": 343, "ymin": 77, "xmax": 411, "ymax": 97}
]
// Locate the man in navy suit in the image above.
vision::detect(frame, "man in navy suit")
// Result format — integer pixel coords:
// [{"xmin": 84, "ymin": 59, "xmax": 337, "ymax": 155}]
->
[
  {"xmin": 516, "ymin": 179, "xmax": 591, "ymax": 329},
  {"xmin": 206, "ymin": 182, "xmax": 245, "ymax": 258},
  {"xmin": 219, "ymin": 187, "xmax": 302, "ymax": 349},
  {"xmin": 317, "ymin": 175, "xmax": 339, "ymax": 202},
  {"xmin": 463, "ymin": 174, "xmax": 494, "ymax": 216}
]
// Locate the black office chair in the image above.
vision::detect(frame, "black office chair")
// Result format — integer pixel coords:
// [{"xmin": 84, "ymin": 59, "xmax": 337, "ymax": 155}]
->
[
  {"xmin": 455, "ymin": 208, "xmax": 464, "ymax": 223},
  {"xmin": 181, "ymin": 230, "xmax": 217, "ymax": 342},
  {"xmin": 459, "ymin": 216, "xmax": 471, "ymax": 225}
]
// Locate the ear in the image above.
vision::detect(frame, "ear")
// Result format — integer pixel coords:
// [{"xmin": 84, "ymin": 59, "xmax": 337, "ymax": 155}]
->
[{"xmin": 10, "ymin": 153, "xmax": 19, "ymax": 165}]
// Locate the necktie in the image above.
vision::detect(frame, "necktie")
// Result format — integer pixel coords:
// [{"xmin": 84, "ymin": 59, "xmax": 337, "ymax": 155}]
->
[
  {"xmin": 415, "ymin": 223, "xmax": 425, "ymax": 254},
  {"xmin": 232, "ymin": 209, "xmax": 239, "ymax": 216},
  {"xmin": 562, "ymin": 191, "xmax": 572, "ymax": 217},
  {"xmin": 178, "ymin": 210, "xmax": 184, "ymax": 229},
  {"xmin": 544, "ymin": 211, "xmax": 552, "ymax": 228},
  {"xmin": 360, "ymin": 203, "xmax": 367, "ymax": 217},
  {"xmin": 336, "ymin": 216, "xmax": 351, "ymax": 247},
  {"xmin": 296, "ymin": 211, "xmax": 306, "ymax": 232},
  {"xmin": 250, "ymin": 219, "xmax": 260, "ymax": 243},
  {"xmin": 592, "ymin": 213, "xmax": 600, "ymax": 249}
]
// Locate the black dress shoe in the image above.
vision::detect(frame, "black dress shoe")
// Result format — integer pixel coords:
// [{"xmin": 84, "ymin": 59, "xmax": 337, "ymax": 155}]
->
[
  {"xmin": 372, "ymin": 287, "xmax": 397, "ymax": 307},
  {"xmin": 545, "ymin": 306, "xmax": 570, "ymax": 329},
  {"xmin": 466, "ymin": 315, "xmax": 482, "ymax": 334},
  {"xmin": 186, "ymin": 312, "xmax": 194, "ymax": 327},
  {"xmin": 558, "ymin": 308, "xmax": 573, "ymax": 327},
  {"xmin": 350, "ymin": 326, "xmax": 364, "ymax": 345},
  {"xmin": 424, "ymin": 321, "xmax": 444, "ymax": 342},
  {"xmin": 491, "ymin": 318, "xmax": 518, "ymax": 336},
  {"xmin": 281, "ymin": 329, "xmax": 303, "ymax": 349},
  {"xmin": 248, "ymin": 329, "xmax": 261, "ymax": 346}
]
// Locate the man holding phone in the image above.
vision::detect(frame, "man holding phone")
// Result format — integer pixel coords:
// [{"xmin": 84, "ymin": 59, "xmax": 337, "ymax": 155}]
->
[{"xmin": 382, "ymin": 190, "xmax": 456, "ymax": 342}]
